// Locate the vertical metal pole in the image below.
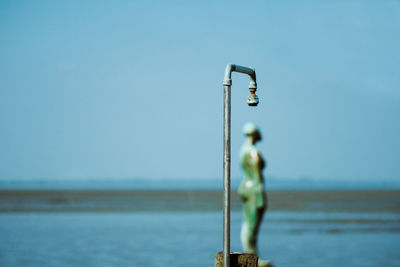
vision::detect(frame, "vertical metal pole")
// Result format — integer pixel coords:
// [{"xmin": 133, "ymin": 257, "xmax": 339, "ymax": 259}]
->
[
  {"xmin": 223, "ymin": 84, "xmax": 231, "ymax": 267},
  {"xmin": 221, "ymin": 63, "xmax": 257, "ymax": 267}
]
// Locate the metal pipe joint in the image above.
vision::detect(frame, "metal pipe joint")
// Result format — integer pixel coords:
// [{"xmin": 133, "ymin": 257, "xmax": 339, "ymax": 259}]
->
[{"xmin": 223, "ymin": 63, "xmax": 259, "ymax": 106}]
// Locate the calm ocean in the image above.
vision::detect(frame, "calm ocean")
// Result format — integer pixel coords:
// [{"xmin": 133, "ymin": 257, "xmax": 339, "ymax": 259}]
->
[
  {"xmin": 0, "ymin": 189, "xmax": 399, "ymax": 266},
  {"xmin": 0, "ymin": 211, "xmax": 399, "ymax": 267}
]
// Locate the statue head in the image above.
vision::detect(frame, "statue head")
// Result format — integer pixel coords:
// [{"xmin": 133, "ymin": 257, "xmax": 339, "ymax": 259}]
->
[{"xmin": 243, "ymin": 122, "xmax": 262, "ymax": 142}]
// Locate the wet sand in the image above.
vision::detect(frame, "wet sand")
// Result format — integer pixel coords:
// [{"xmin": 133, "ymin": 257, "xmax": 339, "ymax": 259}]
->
[{"xmin": 1, "ymin": 190, "xmax": 399, "ymax": 213}]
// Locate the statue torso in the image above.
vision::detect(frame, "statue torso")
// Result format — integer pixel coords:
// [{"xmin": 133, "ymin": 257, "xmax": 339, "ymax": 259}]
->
[{"xmin": 238, "ymin": 143, "xmax": 267, "ymax": 209}]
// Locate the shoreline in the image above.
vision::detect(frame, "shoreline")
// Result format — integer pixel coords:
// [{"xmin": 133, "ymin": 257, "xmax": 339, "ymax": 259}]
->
[{"xmin": 1, "ymin": 190, "xmax": 399, "ymax": 213}]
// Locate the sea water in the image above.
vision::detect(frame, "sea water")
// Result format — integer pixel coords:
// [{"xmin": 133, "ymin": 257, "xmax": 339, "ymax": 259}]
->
[{"xmin": 0, "ymin": 211, "xmax": 399, "ymax": 267}]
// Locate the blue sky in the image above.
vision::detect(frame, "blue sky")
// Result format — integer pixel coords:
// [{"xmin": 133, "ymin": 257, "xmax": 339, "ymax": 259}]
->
[{"xmin": 0, "ymin": 0, "xmax": 399, "ymax": 181}]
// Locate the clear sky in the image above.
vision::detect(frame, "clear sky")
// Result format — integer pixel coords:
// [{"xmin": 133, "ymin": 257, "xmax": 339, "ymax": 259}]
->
[{"xmin": 0, "ymin": 0, "xmax": 399, "ymax": 182}]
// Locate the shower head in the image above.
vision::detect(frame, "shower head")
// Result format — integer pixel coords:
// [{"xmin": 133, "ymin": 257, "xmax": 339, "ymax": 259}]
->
[
  {"xmin": 247, "ymin": 80, "xmax": 258, "ymax": 106},
  {"xmin": 247, "ymin": 91, "xmax": 259, "ymax": 106}
]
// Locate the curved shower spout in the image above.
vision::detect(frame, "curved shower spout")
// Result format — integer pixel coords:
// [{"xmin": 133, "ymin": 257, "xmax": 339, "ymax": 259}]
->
[
  {"xmin": 221, "ymin": 63, "xmax": 260, "ymax": 267},
  {"xmin": 223, "ymin": 63, "xmax": 259, "ymax": 106}
]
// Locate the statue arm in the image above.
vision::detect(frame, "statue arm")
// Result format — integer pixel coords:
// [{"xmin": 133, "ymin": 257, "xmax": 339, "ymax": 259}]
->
[
  {"xmin": 251, "ymin": 150, "xmax": 266, "ymax": 208},
  {"xmin": 238, "ymin": 180, "xmax": 249, "ymax": 201}
]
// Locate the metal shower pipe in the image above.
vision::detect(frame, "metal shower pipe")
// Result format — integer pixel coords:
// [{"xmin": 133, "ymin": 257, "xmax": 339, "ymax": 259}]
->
[{"xmin": 222, "ymin": 63, "xmax": 259, "ymax": 267}]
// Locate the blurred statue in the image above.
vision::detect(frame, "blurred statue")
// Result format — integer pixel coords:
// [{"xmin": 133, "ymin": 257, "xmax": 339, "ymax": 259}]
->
[{"xmin": 238, "ymin": 122, "xmax": 272, "ymax": 267}]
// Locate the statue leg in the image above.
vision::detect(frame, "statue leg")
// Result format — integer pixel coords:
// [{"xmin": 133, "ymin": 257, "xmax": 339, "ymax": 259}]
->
[
  {"xmin": 241, "ymin": 203, "xmax": 258, "ymax": 254},
  {"xmin": 254, "ymin": 208, "xmax": 273, "ymax": 267},
  {"xmin": 253, "ymin": 207, "xmax": 265, "ymax": 239},
  {"xmin": 241, "ymin": 201, "xmax": 267, "ymax": 254},
  {"xmin": 241, "ymin": 220, "xmax": 257, "ymax": 254}
]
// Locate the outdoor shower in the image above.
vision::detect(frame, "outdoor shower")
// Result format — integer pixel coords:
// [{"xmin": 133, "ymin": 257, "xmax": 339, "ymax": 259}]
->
[{"xmin": 222, "ymin": 63, "xmax": 259, "ymax": 267}]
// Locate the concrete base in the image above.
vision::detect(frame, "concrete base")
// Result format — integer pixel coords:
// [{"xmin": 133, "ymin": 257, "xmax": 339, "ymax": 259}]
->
[{"xmin": 215, "ymin": 252, "xmax": 258, "ymax": 267}]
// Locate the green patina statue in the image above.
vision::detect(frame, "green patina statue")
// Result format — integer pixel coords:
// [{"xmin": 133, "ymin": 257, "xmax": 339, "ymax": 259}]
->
[{"xmin": 238, "ymin": 122, "xmax": 273, "ymax": 267}]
